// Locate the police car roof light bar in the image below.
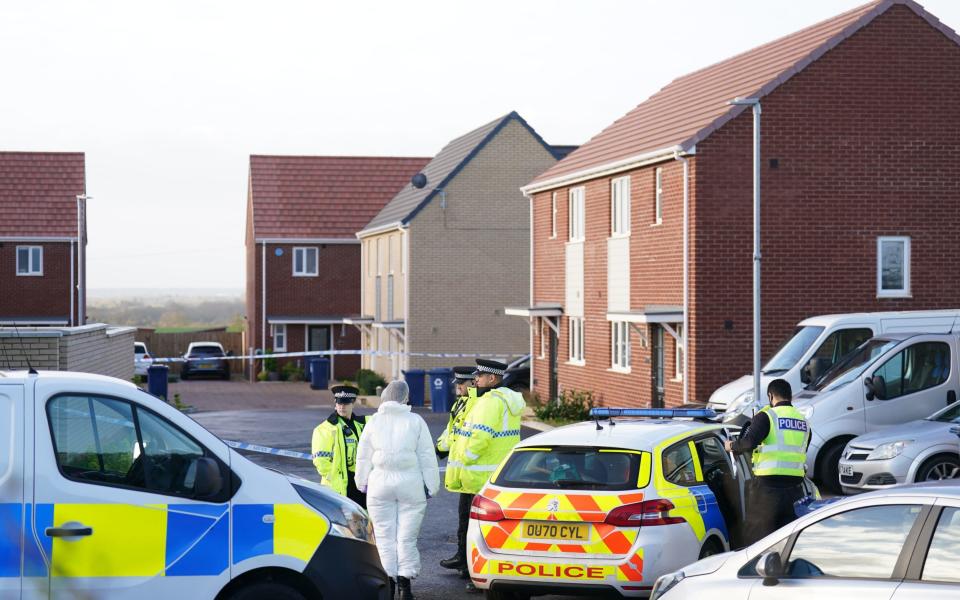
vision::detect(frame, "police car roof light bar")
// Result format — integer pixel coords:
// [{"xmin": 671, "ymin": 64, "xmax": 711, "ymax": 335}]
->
[{"xmin": 589, "ymin": 407, "xmax": 718, "ymax": 420}]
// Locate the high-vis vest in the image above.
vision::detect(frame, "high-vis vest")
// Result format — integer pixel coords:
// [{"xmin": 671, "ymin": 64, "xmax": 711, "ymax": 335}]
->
[
  {"xmin": 448, "ymin": 386, "xmax": 524, "ymax": 494},
  {"xmin": 443, "ymin": 388, "xmax": 480, "ymax": 492},
  {"xmin": 312, "ymin": 413, "xmax": 366, "ymax": 496},
  {"xmin": 436, "ymin": 394, "xmax": 469, "ymax": 453},
  {"xmin": 752, "ymin": 405, "xmax": 809, "ymax": 477}
]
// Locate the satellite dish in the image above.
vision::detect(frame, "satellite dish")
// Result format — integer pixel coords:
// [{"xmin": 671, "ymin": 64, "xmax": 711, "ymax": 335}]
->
[{"xmin": 411, "ymin": 173, "xmax": 428, "ymax": 189}]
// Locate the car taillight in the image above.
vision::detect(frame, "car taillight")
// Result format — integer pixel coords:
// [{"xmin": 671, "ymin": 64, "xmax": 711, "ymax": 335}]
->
[
  {"xmin": 144, "ymin": 355, "xmax": 151, "ymax": 360},
  {"xmin": 470, "ymin": 495, "xmax": 505, "ymax": 522},
  {"xmin": 605, "ymin": 499, "xmax": 684, "ymax": 527}
]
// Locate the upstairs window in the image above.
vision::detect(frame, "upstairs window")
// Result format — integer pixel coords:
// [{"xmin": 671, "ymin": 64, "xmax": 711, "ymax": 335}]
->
[
  {"xmin": 654, "ymin": 168, "xmax": 663, "ymax": 224},
  {"xmin": 611, "ymin": 176, "xmax": 631, "ymax": 236},
  {"xmin": 877, "ymin": 236, "xmax": 910, "ymax": 298},
  {"xmin": 293, "ymin": 247, "xmax": 318, "ymax": 276},
  {"xmin": 568, "ymin": 187, "xmax": 585, "ymax": 242},
  {"xmin": 16, "ymin": 246, "xmax": 42, "ymax": 276}
]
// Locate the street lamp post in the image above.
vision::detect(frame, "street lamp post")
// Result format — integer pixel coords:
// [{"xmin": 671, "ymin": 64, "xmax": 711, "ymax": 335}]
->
[{"xmin": 729, "ymin": 97, "xmax": 762, "ymax": 410}]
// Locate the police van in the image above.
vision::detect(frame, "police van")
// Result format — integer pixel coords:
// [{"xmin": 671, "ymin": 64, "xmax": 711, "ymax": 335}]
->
[
  {"xmin": 467, "ymin": 408, "xmax": 788, "ymax": 599},
  {"xmin": 0, "ymin": 370, "xmax": 388, "ymax": 600}
]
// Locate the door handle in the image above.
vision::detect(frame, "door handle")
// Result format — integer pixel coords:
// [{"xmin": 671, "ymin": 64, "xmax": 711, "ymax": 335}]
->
[
  {"xmin": 948, "ymin": 390, "xmax": 957, "ymax": 406},
  {"xmin": 45, "ymin": 525, "xmax": 93, "ymax": 538}
]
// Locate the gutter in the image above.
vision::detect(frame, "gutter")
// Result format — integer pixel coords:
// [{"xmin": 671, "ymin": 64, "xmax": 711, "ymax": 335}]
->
[
  {"xmin": 356, "ymin": 221, "xmax": 405, "ymax": 239},
  {"xmin": 522, "ymin": 145, "xmax": 688, "ymax": 195}
]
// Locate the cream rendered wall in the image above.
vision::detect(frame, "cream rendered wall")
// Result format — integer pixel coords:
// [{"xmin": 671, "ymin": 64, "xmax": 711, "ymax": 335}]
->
[
  {"xmin": 407, "ymin": 118, "xmax": 559, "ymax": 370},
  {"xmin": 359, "ymin": 229, "xmax": 406, "ymax": 378}
]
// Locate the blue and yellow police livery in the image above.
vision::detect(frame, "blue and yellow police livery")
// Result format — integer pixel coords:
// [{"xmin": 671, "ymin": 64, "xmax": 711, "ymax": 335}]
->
[
  {"xmin": 467, "ymin": 408, "xmax": 754, "ymax": 598},
  {"xmin": 0, "ymin": 370, "xmax": 388, "ymax": 600}
]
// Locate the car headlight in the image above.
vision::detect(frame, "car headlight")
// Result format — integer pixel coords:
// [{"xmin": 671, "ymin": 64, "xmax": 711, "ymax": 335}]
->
[
  {"xmin": 293, "ymin": 483, "xmax": 375, "ymax": 544},
  {"xmin": 722, "ymin": 391, "xmax": 754, "ymax": 420},
  {"xmin": 651, "ymin": 570, "xmax": 685, "ymax": 600},
  {"xmin": 866, "ymin": 440, "xmax": 912, "ymax": 461},
  {"xmin": 796, "ymin": 404, "xmax": 814, "ymax": 419}
]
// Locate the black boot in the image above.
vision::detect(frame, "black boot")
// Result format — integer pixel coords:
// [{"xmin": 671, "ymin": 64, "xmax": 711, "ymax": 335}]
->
[
  {"xmin": 440, "ymin": 553, "xmax": 466, "ymax": 570},
  {"xmin": 397, "ymin": 576, "xmax": 414, "ymax": 600},
  {"xmin": 389, "ymin": 578, "xmax": 396, "ymax": 599}
]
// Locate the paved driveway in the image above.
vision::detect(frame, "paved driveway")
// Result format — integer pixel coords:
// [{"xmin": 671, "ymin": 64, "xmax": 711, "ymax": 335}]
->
[{"xmin": 169, "ymin": 380, "xmax": 333, "ymax": 411}]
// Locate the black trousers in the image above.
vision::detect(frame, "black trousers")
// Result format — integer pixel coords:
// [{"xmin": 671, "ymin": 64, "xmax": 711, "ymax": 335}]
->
[
  {"xmin": 346, "ymin": 472, "xmax": 367, "ymax": 509},
  {"xmin": 457, "ymin": 493, "xmax": 474, "ymax": 561},
  {"xmin": 746, "ymin": 478, "xmax": 804, "ymax": 545}
]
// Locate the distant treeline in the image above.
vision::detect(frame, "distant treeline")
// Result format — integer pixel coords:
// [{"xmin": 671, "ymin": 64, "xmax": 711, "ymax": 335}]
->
[{"xmin": 88, "ymin": 297, "xmax": 245, "ymax": 330}]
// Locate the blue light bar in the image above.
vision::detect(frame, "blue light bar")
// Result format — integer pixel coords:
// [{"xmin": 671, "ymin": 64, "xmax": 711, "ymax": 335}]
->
[{"xmin": 589, "ymin": 407, "xmax": 718, "ymax": 420}]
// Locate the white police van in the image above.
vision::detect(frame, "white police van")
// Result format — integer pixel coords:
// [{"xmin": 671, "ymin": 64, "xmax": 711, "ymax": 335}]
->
[{"xmin": 0, "ymin": 369, "xmax": 388, "ymax": 600}]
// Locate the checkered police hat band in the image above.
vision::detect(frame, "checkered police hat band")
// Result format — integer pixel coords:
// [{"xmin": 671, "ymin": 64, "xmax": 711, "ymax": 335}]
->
[
  {"xmin": 477, "ymin": 365, "xmax": 505, "ymax": 376},
  {"xmin": 334, "ymin": 392, "xmax": 357, "ymax": 400}
]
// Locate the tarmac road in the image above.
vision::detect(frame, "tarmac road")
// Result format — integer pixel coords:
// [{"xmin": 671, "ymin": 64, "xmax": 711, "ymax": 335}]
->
[{"xmin": 192, "ymin": 405, "xmax": 583, "ymax": 600}]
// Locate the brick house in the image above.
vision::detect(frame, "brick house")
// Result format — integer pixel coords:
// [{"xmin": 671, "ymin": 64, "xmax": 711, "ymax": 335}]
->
[
  {"xmin": 356, "ymin": 112, "xmax": 574, "ymax": 380},
  {"xmin": 245, "ymin": 155, "xmax": 429, "ymax": 380},
  {"xmin": 0, "ymin": 152, "xmax": 87, "ymax": 327},
  {"xmin": 517, "ymin": 0, "xmax": 960, "ymax": 408}
]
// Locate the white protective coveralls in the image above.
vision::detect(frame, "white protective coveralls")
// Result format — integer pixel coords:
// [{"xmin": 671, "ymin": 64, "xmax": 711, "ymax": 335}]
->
[{"xmin": 355, "ymin": 382, "xmax": 440, "ymax": 579}]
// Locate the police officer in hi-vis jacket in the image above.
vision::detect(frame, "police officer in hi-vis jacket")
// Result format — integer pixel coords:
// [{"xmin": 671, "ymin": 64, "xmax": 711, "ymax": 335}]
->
[{"xmin": 312, "ymin": 385, "xmax": 367, "ymax": 508}]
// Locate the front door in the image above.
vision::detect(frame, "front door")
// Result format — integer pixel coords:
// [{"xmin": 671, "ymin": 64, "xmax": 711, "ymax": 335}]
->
[
  {"xmin": 865, "ymin": 339, "xmax": 955, "ymax": 431},
  {"xmin": 32, "ymin": 392, "xmax": 231, "ymax": 599},
  {"xmin": 651, "ymin": 326, "xmax": 665, "ymax": 408}
]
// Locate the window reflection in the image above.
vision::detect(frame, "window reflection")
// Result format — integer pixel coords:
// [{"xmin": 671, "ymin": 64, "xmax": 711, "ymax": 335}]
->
[
  {"xmin": 922, "ymin": 508, "xmax": 960, "ymax": 583},
  {"xmin": 786, "ymin": 505, "xmax": 921, "ymax": 579}
]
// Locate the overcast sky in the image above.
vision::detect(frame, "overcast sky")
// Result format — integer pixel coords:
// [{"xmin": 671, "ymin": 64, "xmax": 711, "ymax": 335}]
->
[{"xmin": 3, "ymin": 0, "xmax": 957, "ymax": 293}]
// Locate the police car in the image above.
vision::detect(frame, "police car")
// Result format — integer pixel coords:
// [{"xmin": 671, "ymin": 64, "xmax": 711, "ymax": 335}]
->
[
  {"xmin": 467, "ymin": 408, "xmax": 756, "ymax": 599},
  {"xmin": 0, "ymin": 370, "xmax": 388, "ymax": 600}
]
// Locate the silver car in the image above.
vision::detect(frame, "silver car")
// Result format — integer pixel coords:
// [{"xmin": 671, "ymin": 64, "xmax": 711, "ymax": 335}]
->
[
  {"xmin": 651, "ymin": 481, "xmax": 960, "ymax": 600},
  {"xmin": 838, "ymin": 402, "xmax": 960, "ymax": 494}
]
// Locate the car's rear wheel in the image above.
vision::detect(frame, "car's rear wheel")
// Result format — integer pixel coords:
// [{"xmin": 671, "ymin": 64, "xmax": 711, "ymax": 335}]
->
[
  {"xmin": 484, "ymin": 590, "xmax": 529, "ymax": 600},
  {"xmin": 227, "ymin": 581, "xmax": 306, "ymax": 600},
  {"xmin": 916, "ymin": 453, "xmax": 960, "ymax": 482},
  {"xmin": 699, "ymin": 537, "xmax": 725, "ymax": 559}
]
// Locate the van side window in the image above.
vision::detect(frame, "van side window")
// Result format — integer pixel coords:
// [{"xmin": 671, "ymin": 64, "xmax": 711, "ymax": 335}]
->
[
  {"xmin": 872, "ymin": 342, "xmax": 950, "ymax": 400},
  {"xmin": 48, "ymin": 395, "xmax": 222, "ymax": 499},
  {"xmin": 811, "ymin": 328, "xmax": 873, "ymax": 367}
]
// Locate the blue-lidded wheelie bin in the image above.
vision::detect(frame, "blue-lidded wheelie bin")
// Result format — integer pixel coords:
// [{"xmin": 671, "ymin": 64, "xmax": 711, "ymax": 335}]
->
[
  {"xmin": 403, "ymin": 369, "xmax": 426, "ymax": 407},
  {"xmin": 427, "ymin": 367, "xmax": 454, "ymax": 413},
  {"xmin": 310, "ymin": 358, "xmax": 330, "ymax": 390},
  {"xmin": 147, "ymin": 364, "xmax": 169, "ymax": 401}
]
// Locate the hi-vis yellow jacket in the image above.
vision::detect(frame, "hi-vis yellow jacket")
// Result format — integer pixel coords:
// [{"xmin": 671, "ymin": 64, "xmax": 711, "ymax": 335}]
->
[
  {"xmin": 311, "ymin": 413, "xmax": 366, "ymax": 496},
  {"xmin": 448, "ymin": 386, "xmax": 525, "ymax": 494}
]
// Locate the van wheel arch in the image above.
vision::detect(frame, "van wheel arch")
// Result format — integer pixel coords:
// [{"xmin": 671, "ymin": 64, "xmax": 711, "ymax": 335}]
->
[
  {"xmin": 815, "ymin": 436, "xmax": 856, "ymax": 495},
  {"xmin": 216, "ymin": 567, "xmax": 320, "ymax": 600}
]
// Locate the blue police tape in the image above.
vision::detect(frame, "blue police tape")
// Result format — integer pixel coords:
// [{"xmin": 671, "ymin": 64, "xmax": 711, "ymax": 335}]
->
[{"xmin": 152, "ymin": 348, "xmax": 518, "ymax": 364}]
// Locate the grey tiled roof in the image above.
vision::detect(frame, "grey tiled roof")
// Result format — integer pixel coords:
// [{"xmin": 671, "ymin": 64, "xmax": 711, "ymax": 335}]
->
[{"xmin": 360, "ymin": 111, "xmax": 563, "ymax": 234}]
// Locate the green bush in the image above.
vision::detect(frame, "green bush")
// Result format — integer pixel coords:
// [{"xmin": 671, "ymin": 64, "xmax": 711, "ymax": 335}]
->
[
  {"xmin": 533, "ymin": 389, "xmax": 595, "ymax": 423},
  {"xmin": 257, "ymin": 369, "xmax": 269, "ymax": 382},
  {"xmin": 281, "ymin": 362, "xmax": 304, "ymax": 381},
  {"xmin": 355, "ymin": 369, "xmax": 387, "ymax": 396},
  {"xmin": 264, "ymin": 351, "xmax": 278, "ymax": 373}
]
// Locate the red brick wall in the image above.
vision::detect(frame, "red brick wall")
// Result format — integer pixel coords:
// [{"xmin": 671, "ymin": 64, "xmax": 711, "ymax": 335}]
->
[
  {"xmin": 0, "ymin": 241, "xmax": 79, "ymax": 323},
  {"xmin": 690, "ymin": 4, "xmax": 960, "ymax": 403},
  {"xmin": 246, "ymin": 241, "xmax": 362, "ymax": 381}
]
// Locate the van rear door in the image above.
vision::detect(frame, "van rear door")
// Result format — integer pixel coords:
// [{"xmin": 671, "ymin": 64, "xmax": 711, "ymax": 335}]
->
[{"xmin": 0, "ymin": 384, "xmax": 23, "ymax": 600}]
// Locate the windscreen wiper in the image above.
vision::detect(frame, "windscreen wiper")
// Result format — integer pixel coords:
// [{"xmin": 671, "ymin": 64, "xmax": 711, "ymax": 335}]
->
[{"xmin": 551, "ymin": 479, "xmax": 596, "ymax": 488}]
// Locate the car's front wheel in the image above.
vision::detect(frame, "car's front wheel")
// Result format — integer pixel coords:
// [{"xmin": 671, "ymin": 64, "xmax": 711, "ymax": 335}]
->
[
  {"xmin": 227, "ymin": 581, "xmax": 306, "ymax": 600},
  {"xmin": 484, "ymin": 589, "xmax": 529, "ymax": 600},
  {"xmin": 699, "ymin": 537, "xmax": 725, "ymax": 559},
  {"xmin": 916, "ymin": 453, "xmax": 960, "ymax": 482}
]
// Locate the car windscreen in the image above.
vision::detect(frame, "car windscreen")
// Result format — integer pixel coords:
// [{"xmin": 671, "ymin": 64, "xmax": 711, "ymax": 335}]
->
[
  {"xmin": 492, "ymin": 447, "xmax": 648, "ymax": 491},
  {"xmin": 931, "ymin": 403, "xmax": 960, "ymax": 424},
  {"xmin": 188, "ymin": 346, "xmax": 224, "ymax": 358},
  {"xmin": 134, "ymin": 344, "xmax": 146, "ymax": 355},
  {"xmin": 762, "ymin": 326, "xmax": 825, "ymax": 374},
  {"xmin": 813, "ymin": 338, "xmax": 900, "ymax": 392}
]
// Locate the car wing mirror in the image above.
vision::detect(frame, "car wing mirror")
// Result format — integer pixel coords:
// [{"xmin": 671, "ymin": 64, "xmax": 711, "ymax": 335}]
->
[
  {"xmin": 756, "ymin": 550, "xmax": 783, "ymax": 586},
  {"xmin": 191, "ymin": 457, "xmax": 223, "ymax": 499},
  {"xmin": 864, "ymin": 377, "xmax": 875, "ymax": 400}
]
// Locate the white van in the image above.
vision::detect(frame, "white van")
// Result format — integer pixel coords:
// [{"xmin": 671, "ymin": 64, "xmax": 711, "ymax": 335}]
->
[
  {"xmin": 0, "ymin": 370, "xmax": 388, "ymax": 600},
  {"xmin": 790, "ymin": 332, "xmax": 959, "ymax": 493},
  {"xmin": 707, "ymin": 310, "xmax": 960, "ymax": 421}
]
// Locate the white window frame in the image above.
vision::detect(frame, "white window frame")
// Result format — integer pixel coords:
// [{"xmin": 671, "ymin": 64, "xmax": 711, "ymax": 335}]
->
[
  {"xmin": 16, "ymin": 245, "xmax": 43, "ymax": 276},
  {"xmin": 611, "ymin": 176, "xmax": 631, "ymax": 237},
  {"xmin": 877, "ymin": 236, "xmax": 911, "ymax": 298},
  {"xmin": 272, "ymin": 324, "xmax": 287, "ymax": 352},
  {"xmin": 611, "ymin": 321, "xmax": 630, "ymax": 372},
  {"xmin": 550, "ymin": 192, "xmax": 558, "ymax": 239},
  {"xmin": 654, "ymin": 168, "xmax": 663, "ymax": 225},
  {"xmin": 538, "ymin": 319, "xmax": 547, "ymax": 359},
  {"xmin": 568, "ymin": 187, "xmax": 585, "ymax": 242},
  {"xmin": 568, "ymin": 317, "xmax": 585, "ymax": 365},
  {"xmin": 293, "ymin": 246, "xmax": 319, "ymax": 277},
  {"xmin": 673, "ymin": 323, "xmax": 684, "ymax": 381}
]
